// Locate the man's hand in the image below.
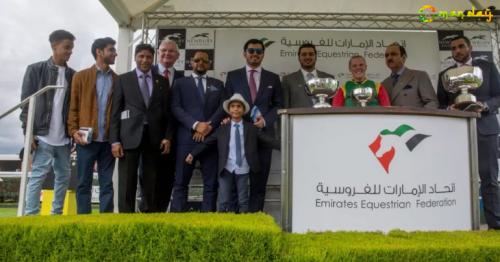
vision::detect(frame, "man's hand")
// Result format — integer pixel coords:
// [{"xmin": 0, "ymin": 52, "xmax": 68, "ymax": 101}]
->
[
  {"xmin": 195, "ymin": 121, "xmax": 212, "ymax": 136},
  {"xmin": 221, "ymin": 117, "xmax": 231, "ymax": 125},
  {"xmin": 192, "ymin": 132, "xmax": 205, "ymax": 142},
  {"xmin": 112, "ymin": 143, "xmax": 124, "ymax": 158},
  {"xmin": 30, "ymin": 138, "xmax": 38, "ymax": 152},
  {"xmin": 254, "ymin": 116, "xmax": 266, "ymax": 129},
  {"xmin": 185, "ymin": 153, "xmax": 194, "ymax": 165},
  {"xmin": 160, "ymin": 139, "xmax": 171, "ymax": 155},
  {"xmin": 72, "ymin": 131, "xmax": 86, "ymax": 145}
]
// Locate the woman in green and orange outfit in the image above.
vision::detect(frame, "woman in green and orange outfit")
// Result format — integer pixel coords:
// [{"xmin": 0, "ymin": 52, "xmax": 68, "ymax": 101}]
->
[{"xmin": 332, "ymin": 55, "xmax": 391, "ymax": 107}]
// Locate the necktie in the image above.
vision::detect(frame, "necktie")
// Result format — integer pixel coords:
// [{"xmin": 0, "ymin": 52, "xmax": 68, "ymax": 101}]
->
[
  {"xmin": 249, "ymin": 69, "xmax": 257, "ymax": 103},
  {"xmin": 235, "ymin": 124, "xmax": 242, "ymax": 167},
  {"xmin": 391, "ymin": 73, "xmax": 399, "ymax": 87},
  {"xmin": 139, "ymin": 74, "xmax": 150, "ymax": 107},
  {"xmin": 163, "ymin": 69, "xmax": 170, "ymax": 85},
  {"xmin": 306, "ymin": 72, "xmax": 314, "ymax": 81},
  {"xmin": 196, "ymin": 76, "xmax": 205, "ymax": 103}
]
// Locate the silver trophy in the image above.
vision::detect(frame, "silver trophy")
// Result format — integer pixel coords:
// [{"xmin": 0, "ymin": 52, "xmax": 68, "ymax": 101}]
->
[
  {"xmin": 305, "ymin": 77, "xmax": 339, "ymax": 108},
  {"xmin": 352, "ymin": 87, "xmax": 374, "ymax": 107},
  {"xmin": 442, "ymin": 65, "xmax": 483, "ymax": 111}
]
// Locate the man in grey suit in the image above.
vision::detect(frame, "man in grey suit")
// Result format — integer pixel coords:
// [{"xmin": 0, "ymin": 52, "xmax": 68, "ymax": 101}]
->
[
  {"xmin": 282, "ymin": 43, "xmax": 335, "ymax": 108},
  {"xmin": 381, "ymin": 42, "xmax": 438, "ymax": 108}
]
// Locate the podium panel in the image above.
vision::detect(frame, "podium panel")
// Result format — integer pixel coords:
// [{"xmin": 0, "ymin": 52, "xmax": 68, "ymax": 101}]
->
[{"xmin": 280, "ymin": 108, "xmax": 479, "ymax": 233}]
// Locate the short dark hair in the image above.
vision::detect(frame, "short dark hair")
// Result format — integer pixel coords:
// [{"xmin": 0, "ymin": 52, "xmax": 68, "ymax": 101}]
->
[
  {"xmin": 49, "ymin": 30, "xmax": 75, "ymax": 44},
  {"xmin": 243, "ymin": 39, "xmax": 265, "ymax": 51},
  {"xmin": 91, "ymin": 37, "xmax": 116, "ymax": 59},
  {"xmin": 134, "ymin": 43, "xmax": 155, "ymax": 56},
  {"xmin": 388, "ymin": 42, "xmax": 407, "ymax": 58},
  {"xmin": 450, "ymin": 35, "xmax": 472, "ymax": 48},
  {"xmin": 298, "ymin": 43, "xmax": 317, "ymax": 56}
]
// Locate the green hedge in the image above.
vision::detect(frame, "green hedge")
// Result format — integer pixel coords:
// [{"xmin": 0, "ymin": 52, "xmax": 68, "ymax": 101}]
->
[
  {"xmin": 282, "ymin": 230, "xmax": 500, "ymax": 262},
  {"xmin": 0, "ymin": 213, "xmax": 281, "ymax": 261},
  {"xmin": 2, "ymin": 214, "xmax": 500, "ymax": 261}
]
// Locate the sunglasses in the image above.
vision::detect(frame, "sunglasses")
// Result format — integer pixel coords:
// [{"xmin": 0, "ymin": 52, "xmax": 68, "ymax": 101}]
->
[
  {"xmin": 192, "ymin": 58, "xmax": 210, "ymax": 63},
  {"xmin": 246, "ymin": 48, "xmax": 264, "ymax": 55}
]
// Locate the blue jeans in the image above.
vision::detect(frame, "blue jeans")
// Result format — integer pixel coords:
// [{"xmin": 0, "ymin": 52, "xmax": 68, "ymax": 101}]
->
[
  {"xmin": 218, "ymin": 169, "xmax": 249, "ymax": 213},
  {"xmin": 25, "ymin": 141, "xmax": 71, "ymax": 215},
  {"xmin": 76, "ymin": 142, "xmax": 115, "ymax": 214}
]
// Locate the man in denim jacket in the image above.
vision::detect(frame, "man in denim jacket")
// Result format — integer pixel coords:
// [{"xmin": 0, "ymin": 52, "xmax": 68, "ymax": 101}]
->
[{"xmin": 20, "ymin": 29, "xmax": 76, "ymax": 215}]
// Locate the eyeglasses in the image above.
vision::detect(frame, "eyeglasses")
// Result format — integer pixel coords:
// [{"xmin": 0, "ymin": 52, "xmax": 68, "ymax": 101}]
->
[
  {"xmin": 246, "ymin": 48, "xmax": 264, "ymax": 55},
  {"xmin": 192, "ymin": 58, "xmax": 210, "ymax": 63}
]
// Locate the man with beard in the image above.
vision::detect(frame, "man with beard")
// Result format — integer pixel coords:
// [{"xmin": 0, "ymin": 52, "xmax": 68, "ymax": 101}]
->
[
  {"xmin": 225, "ymin": 38, "xmax": 283, "ymax": 212},
  {"xmin": 68, "ymin": 37, "xmax": 117, "ymax": 214},
  {"xmin": 437, "ymin": 35, "xmax": 500, "ymax": 230},
  {"xmin": 170, "ymin": 50, "xmax": 226, "ymax": 212},
  {"xmin": 110, "ymin": 44, "xmax": 174, "ymax": 213},
  {"xmin": 282, "ymin": 43, "xmax": 335, "ymax": 108},
  {"xmin": 381, "ymin": 42, "xmax": 438, "ymax": 108}
]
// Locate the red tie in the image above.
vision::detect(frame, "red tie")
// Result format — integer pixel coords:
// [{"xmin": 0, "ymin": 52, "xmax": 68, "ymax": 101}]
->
[
  {"xmin": 163, "ymin": 69, "xmax": 170, "ymax": 85},
  {"xmin": 249, "ymin": 69, "xmax": 257, "ymax": 102}
]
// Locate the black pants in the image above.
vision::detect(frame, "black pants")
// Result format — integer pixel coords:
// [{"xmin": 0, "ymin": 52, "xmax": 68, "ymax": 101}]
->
[
  {"xmin": 249, "ymin": 147, "xmax": 272, "ymax": 212},
  {"xmin": 478, "ymin": 134, "xmax": 500, "ymax": 229},
  {"xmin": 118, "ymin": 128, "xmax": 161, "ymax": 213}
]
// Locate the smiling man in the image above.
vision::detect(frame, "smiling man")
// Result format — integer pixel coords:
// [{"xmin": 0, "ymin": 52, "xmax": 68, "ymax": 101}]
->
[
  {"xmin": 110, "ymin": 43, "xmax": 174, "ymax": 213},
  {"xmin": 225, "ymin": 38, "xmax": 282, "ymax": 212},
  {"xmin": 282, "ymin": 43, "xmax": 334, "ymax": 108},
  {"xmin": 381, "ymin": 42, "xmax": 438, "ymax": 108}
]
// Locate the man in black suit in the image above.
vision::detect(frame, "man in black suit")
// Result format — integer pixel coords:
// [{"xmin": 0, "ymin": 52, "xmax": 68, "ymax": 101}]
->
[
  {"xmin": 170, "ymin": 50, "xmax": 226, "ymax": 212},
  {"xmin": 110, "ymin": 43, "xmax": 174, "ymax": 213},
  {"xmin": 145, "ymin": 38, "xmax": 184, "ymax": 212},
  {"xmin": 225, "ymin": 38, "xmax": 283, "ymax": 212},
  {"xmin": 437, "ymin": 36, "xmax": 500, "ymax": 229}
]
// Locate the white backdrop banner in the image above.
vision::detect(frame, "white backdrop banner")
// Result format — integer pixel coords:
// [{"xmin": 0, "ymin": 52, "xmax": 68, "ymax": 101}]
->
[{"xmin": 214, "ymin": 29, "xmax": 441, "ymax": 88}]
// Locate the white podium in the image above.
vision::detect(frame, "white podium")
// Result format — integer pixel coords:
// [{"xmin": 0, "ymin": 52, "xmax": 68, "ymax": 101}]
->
[{"xmin": 280, "ymin": 107, "xmax": 480, "ymax": 233}]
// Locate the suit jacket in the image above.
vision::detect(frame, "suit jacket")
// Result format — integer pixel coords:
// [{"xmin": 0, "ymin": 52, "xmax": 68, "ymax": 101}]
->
[
  {"xmin": 282, "ymin": 69, "xmax": 335, "ymax": 108},
  {"xmin": 225, "ymin": 67, "xmax": 283, "ymax": 136},
  {"xmin": 152, "ymin": 64, "xmax": 184, "ymax": 86},
  {"xmin": 109, "ymin": 70, "xmax": 174, "ymax": 150},
  {"xmin": 191, "ymin": 121, "xmax": 280, "ymax": 175},
  {"xmin": 68, "ymin": 65, "xmax": 117, "ymax": 140},
  {"xmin": 437, "ymin": 60, "xmax": 500, "ymax": 135},
  {"xmin": 171, "ymin": 75, "xmax": 227, "ymax": 146},
  {"xmin": 381, "ymin": 68, "xmax": 438, "ymax": 108}
]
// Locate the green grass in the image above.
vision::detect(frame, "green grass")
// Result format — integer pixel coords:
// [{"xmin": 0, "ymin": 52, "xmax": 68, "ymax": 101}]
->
[{"xmin": 0, "ymin": 207, "xmax": 16, "ymax": 217}]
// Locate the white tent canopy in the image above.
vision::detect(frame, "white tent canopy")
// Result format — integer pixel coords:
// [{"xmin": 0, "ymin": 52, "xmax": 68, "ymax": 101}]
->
[{"xmin": 98, "ymin": 0, "xmax": 499, "ymax": 72}]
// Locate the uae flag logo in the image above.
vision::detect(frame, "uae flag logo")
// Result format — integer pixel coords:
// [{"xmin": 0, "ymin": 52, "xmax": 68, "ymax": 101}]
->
[{"xmin": 369, "ymin": 124, "xmax": 430, "ymax": 173}]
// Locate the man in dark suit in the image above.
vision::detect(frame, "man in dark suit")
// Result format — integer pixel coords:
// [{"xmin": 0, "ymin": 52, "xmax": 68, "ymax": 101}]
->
[
  {"xmin": 145, "ymin": 38, "xmax": 184, "ymax": 212},
  {"xmin": 437, "ymin": 36, "xmax": 500, "ymax": 230},
  {"xmin": 185, "ymin": 93, "xmax": 280, "ymax": 213},
  {"xmin": 170, "ymin": 50, "xmax": 226, "ymax": 212},
  {"xmin": 225, "ymin": 38, "xmax": 283, "ymax": 212},
  {"xmin": 381, "ymin": 42, "xmax": 438, "ymax": 108},
  {"xmin": 110, "ymin": 43, "xmax": 174, "ymax": 213},
  {"xmin": 282, "ymin": 43, "xmax": 335, "ymax": 108}
]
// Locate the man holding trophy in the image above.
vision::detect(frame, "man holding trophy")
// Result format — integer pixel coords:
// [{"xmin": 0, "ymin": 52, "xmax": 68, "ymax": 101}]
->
[
  {"xmin": 332, "ymin": 55, "xmax": 390, "ymax": 107},
  {"xmin": 437, "ymin": 35, "xmax": 500, "ymax": 230}
]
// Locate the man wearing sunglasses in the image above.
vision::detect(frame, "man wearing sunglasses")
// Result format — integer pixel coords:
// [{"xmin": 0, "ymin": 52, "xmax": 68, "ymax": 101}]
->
[
  {"xmin": 225, "ymin": 38, "xmax": 283, "ymax": 212},
  {"xmin": 170, "ymin": 50, "xmax": 226, "ymax": 212}
]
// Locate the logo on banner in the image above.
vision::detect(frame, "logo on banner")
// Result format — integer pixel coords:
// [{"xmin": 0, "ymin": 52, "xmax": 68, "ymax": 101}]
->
[
  {"xmin": 369, "ymin": 124, "xmax": 431, "ymax": 174},
  {"xmin": 259, "ymin": 37, "xmax": 275, "ymax": 48},
  {"xmin": 187, "ymin": 32, "xmax": 214, "ymax": 47}
]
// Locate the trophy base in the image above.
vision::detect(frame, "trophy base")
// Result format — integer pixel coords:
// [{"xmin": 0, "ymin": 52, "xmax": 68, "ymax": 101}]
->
[
  {"xmin": 454, "ymin": 101, "xmax": 483, "ymax": 112},
  {"xmin": 313, "ymin": 102, "xmax": 332, "ymax": 108}
]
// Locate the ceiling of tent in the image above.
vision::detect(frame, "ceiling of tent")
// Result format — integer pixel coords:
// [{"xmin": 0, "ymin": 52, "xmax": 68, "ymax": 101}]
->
[{"xmin": 99, "ymin": 0, "xmax": 499, "ymax": 29}]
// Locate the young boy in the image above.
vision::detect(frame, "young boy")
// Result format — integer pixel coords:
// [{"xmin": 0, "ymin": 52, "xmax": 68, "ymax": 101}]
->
[{"xmin": 185, "ymin": 93, "xmax": 280, "ymax": 213}]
